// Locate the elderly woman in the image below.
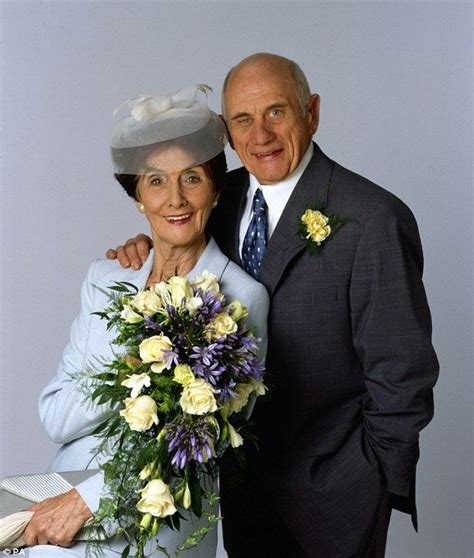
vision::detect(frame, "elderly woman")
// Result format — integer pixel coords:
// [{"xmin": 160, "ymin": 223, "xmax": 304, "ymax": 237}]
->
[{"xmin": 24, "ymin": 86, "xmax": 269, "ymax": 557}]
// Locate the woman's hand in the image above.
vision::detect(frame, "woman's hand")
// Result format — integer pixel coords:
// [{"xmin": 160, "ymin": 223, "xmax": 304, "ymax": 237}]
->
[
  {"xmin": 23, "ymin": 489, "xmax": 92, "ymax": 547},
  {"xmin": 106, "ymin": 233, "xmax": 152, "ymax": 270}
]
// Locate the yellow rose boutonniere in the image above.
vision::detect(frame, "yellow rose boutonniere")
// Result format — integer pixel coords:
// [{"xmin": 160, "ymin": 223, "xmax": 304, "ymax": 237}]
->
[{"xmin": 298, "ymin": 206, "xmax": 352, "ymax": 255}]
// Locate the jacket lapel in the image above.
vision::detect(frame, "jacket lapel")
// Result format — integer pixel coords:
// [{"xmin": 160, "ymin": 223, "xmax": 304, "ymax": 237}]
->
[{"xmin": 259, "ymin": 144, "xmax": 334, "ymax": 295}]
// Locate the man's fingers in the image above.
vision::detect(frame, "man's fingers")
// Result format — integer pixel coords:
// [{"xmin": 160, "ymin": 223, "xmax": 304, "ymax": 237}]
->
[
  {"xmin": 107, "ymin": 234, "xmax": 152, "ymax": 270},
  {"xmin": 116, "ymin": 244, "xmax": 134, "ymax": 269},
  {"xmin": 135, "ymin": 234, "xmax": 152, "ymax": 264},
  {"xmin": 106, "ymin": 248, "xmax": 118, "ymax": 260},
  {"xmin": 119, "ymin": 236, "xmax": 149, "ymax": 270}
]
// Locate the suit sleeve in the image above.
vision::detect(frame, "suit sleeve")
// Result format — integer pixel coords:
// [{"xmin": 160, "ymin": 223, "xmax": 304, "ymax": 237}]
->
[
  {"xmin": 38, "ymin": 260, "xmax": 112, "ymax": 444},
  {"xmin": 350, "ymin": 205, "xmax": 439, "ymax": 497}
]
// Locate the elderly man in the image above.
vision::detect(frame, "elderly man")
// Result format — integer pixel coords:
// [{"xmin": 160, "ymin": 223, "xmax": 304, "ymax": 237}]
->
[{"xmin": 37, "ymin": 53, "xmax": 437, "ymax": 557}]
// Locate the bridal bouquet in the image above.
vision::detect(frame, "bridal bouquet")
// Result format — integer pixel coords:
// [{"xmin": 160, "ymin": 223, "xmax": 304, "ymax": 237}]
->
[{"xmin": 86, "ymin": 272, "xmax": 265, "ymax": 557}]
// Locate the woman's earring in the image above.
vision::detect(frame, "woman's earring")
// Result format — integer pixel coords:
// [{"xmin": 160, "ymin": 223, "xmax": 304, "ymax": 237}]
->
[
  {"xmin": 138, "ymin": 204, "xmax": 145, "ymax": 213},
  {"xmin": 212, "ymin": 200, "xmax": 218, "ymax": 209}
]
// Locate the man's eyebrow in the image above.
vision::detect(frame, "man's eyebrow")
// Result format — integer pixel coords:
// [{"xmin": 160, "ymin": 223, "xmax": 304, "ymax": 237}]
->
[
  {"xmin": 266, "ymin": 103, "xmax": 288, "ymax": 111},
  {"xmin": 230, "ymin": 111, "xmax": 251, "ymax": 121},
  {"xmin": 230, "ymin": 103, "xmax": 289, "ymax": 121}
]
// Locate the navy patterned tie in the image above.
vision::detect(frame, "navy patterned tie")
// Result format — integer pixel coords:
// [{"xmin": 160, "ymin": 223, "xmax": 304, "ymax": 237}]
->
[{"xmin": 242, "ymin": 189, "xmax": 268, "ymax": 279}]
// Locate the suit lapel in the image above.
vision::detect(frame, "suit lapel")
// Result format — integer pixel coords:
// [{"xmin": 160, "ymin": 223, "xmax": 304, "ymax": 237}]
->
[{"xmin": 259, "ymin": 144, "xmax": 334, "ymax": 295}]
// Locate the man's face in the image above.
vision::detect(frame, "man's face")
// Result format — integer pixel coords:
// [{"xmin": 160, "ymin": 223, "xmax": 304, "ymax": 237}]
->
[{"xmin": 224, "ymin": 61, "xmax": 319, "ymax": 184}]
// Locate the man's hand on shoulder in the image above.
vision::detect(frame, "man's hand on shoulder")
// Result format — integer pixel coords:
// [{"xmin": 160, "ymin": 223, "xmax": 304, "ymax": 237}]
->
[
  {"xmin": 23, "ymin": 488, "xmax": 92, "ymax": 547},
  {"xmin": 105, "ymin": 233, "xmax": 152, "ymax": 270}
]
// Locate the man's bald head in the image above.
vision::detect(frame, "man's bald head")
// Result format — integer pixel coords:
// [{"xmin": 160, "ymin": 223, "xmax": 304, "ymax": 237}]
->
[
  {"xmin": 222, "ymin": 53, "xmax": 311, "ymax": 117},
  {"xmin": 221, "ymin": 52, "xmax": 320, "ymax": 184}
]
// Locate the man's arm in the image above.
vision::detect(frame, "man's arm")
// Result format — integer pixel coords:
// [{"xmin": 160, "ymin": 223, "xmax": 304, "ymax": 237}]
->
[
  {"xmin": 23, "ymin": 489, "xmax": 92, "ymax": 547},
  {"xmin": 106, "ymin": 233, "xmax": 152, "ymax": 269},
  {"xmin": 350, "ymin": 204, "xmax": 439, "ymax": 497}
]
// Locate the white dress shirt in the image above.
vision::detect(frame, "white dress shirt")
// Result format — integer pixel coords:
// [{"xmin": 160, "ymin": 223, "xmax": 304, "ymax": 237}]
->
[{"xmin": 239, "ymin": 143, "xmax": 314, "ymax": 257}]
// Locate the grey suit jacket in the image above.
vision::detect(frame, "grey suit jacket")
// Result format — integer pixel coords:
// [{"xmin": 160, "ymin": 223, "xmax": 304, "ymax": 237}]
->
[{"xmin": 210, "ymin": 143, "xmax": 439, "ymax": 556}]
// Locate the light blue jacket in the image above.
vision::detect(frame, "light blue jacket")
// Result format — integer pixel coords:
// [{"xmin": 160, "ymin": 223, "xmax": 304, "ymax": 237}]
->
[{"xmin": 37, "ymin": 237, "xmax": 269, "ymax": 556}]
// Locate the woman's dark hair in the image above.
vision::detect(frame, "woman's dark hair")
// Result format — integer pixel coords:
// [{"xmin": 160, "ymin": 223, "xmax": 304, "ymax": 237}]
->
[{"xmin": 114, "ymin": 150, "xmax": 227, "ymax": 200}]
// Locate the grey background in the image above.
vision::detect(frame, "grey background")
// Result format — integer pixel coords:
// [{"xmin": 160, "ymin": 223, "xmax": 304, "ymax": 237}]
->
[{"xmin": 1, "ymin": 1, "xmax": 472, "ymax": 557}]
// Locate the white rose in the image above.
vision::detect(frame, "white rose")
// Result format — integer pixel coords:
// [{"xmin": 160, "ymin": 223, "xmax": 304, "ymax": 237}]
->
[
  {"xmin": 136, "ymin": 479, "xmax": 177, "ymax": 518},
  {"xmin": 186, "ymin": 296, "xmax": 203, "ymax": 316},
  {"xmin": 139, "ymin": 335, "xmax": 173, "ymax": 373},
  {"xmin": 168, "ymin": 276, "xmax": 193, "ymax": 307},
  {"xmin": 120, "ymin": 304, "xmax": 144, "ymax": 324},
  {"xmin": 132, "ymin": 290, "xmax": 162, "ymax": 316},
  {"xmin": 191, "ymin": 271, "xmax": 220, "ymax": 294},
  {"xmin": 121, "ymin": 373, "xmax": 151, "ymax": 398},
  {"xmin": 120, "ymin": 395, "xmax": 158, "ymax": 431},
  {"xmin": 180, "ymin": 378, "xmax": 219, "ymax": 415}
]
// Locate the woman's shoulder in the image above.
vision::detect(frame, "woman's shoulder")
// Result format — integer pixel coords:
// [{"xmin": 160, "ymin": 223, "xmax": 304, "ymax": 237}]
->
[
  {"xmin": 221, "ymin": 260, "xmax": 269, "ymax": 303},
  {"xmin": 83, "ymin": 258, "xmax": 146, "ymax": 288}
]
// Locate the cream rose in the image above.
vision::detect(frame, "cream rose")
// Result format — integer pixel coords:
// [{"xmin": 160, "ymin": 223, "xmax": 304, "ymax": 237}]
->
[
  {"xmin": 227, "ymin": 300, "xmax": 248, "ymax": 322},
  {"xmin": 227, "ymin": 382, "xmax": 255, "ymax": 415},
  {"xmin": 206, "ymin": 313, "xmax": 238, "ymax": 340},
  {"xmin": 172, "ymin": 364, "xmax": 195, "ymax": 385},
  {"xmin": 249, "ymin": 378, "xmax": 267, "ymax": 397},
  {"xmin": 131, "ymin": 290, "xmax": 163, "ymax": 316},
  {"xmin": 139, "ymin": 335, "xmax": 173, "ymax": 373},
  {"xmin": 120, "ymin": 304, "xmax": 144, "ymax": 324},
  {"xmin": 168, "ymin": 276, "xmax": 193, "ymax": 307},
  {"xmin": 121, "ymin": 373, "xmax": 151, "ymax": 398},
  {"xmin": 120, "ymin": 395, "xmax": 158, "ymax": 432},
  {"xmin": 136, "ymin": 479, "xmax": 177, "ymax": 518},
  {"xmin": 191, "ymin": 271, "xmax": 220, "ymax": 294},
  {"xmin": 301, "ymin": 209, "xmax": 331, "ymax": 245},
  {"xmin": 180, "ymin": 378, "xmax": 219, "ymax": 415}
]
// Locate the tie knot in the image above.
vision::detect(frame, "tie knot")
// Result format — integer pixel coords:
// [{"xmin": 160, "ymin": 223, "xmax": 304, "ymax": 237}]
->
[{"xmin": 253, "ymin": 189, "xmax": 267, "ymax": 216}]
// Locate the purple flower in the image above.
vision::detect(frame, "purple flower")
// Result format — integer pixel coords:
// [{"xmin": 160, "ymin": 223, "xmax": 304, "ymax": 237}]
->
[{"xmin": 164, "ymin": 418, "xmax": 217, "ymax": 470}]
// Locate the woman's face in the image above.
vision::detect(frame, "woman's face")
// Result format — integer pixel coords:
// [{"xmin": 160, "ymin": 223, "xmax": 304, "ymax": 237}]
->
[{"xmin": 136, "ymin": 146, "xmax": 217, "ymax": 252}]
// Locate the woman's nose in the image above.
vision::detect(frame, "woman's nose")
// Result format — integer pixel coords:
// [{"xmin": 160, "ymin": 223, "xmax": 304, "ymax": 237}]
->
[{"xmin": 168, "ymin": 181, "xmax": 187, "ymax": 207}]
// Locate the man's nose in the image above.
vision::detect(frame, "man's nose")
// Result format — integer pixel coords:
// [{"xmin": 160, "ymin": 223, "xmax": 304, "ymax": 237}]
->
[{"xmin": 250, "ymin": 119, "xmax": 274, "ymax": 145}]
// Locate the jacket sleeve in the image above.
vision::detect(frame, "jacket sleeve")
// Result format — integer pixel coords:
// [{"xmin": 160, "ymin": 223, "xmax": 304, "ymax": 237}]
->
[
  {"xmin": 350, "ymin": 205, "xmax": 439, "ymax": 497},
  {"xmin": 38, "ymin": 260, "xmax": 112, "ymax": 444}
]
